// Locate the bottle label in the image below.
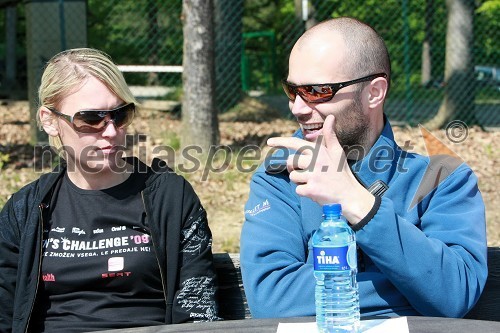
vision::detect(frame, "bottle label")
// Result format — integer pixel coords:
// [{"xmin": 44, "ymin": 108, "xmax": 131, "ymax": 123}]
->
[{"xmin": 313, "ymin": 245, "xmax": 353, "ymax": 271}]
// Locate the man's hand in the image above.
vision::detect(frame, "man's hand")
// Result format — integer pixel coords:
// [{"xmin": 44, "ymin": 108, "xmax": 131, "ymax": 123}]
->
[{"xmin": 267, "ymin": 115, "xmax": 375, "ymax": 224}]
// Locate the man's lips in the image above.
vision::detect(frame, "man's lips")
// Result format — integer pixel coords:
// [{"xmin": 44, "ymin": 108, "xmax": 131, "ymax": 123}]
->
[
  {"xmin": 301, "ymin": 123, "xmax": 323, "ymax": 132},
  {"xmin": 300, "ymin": 123, "xmax": 324, "ymax": 141}
]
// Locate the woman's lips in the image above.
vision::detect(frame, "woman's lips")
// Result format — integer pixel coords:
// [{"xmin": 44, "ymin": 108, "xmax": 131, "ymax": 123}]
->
[{"xmin": 98, "ymin": 145, "xmax": 116, "ymax": 154}]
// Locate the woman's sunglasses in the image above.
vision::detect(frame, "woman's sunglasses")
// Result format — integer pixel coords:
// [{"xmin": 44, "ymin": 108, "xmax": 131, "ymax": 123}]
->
[
  {"xmin": 282, "ymin": 73, "xmax": 387, "ymax": 103},
  {"xmin": 48, "ymin": 103, "xmax": 136, "ymax": 134}
]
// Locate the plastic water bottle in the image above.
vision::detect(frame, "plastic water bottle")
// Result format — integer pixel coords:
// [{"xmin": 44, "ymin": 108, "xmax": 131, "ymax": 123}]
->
[{"xmin": 312, "ymin": 203, "xmax": 360, "ymax": 333}]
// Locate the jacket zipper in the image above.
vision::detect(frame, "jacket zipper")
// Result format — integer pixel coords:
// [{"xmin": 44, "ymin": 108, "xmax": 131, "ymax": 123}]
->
[
  {"xmin": 141, "ymin": 191, "xmax": 168, "ymax": 308},
  {"xmin": 24, "ymin": 203, "xmax": 46, "ymax": 333}
]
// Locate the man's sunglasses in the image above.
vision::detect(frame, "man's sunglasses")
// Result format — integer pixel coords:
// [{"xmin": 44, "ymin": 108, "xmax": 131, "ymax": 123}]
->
[
  {"xmin": 48, "ymin": 103, "xmax": 135, "ymax": 134},
  {"xmin": 282, "ymin": 73, "xmax": 388, "ymax": 103}
]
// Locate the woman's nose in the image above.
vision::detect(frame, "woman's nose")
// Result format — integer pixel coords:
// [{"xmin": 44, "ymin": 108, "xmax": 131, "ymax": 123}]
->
[{"xmin": 101, "ymin": 119, "xmax": 118, "ymax": 137}]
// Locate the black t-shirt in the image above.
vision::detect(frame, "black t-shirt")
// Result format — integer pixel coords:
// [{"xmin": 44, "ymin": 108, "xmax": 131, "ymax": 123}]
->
[{"xmin": 30, "ymin": 171, "xmax": 166, "ymax": 332}]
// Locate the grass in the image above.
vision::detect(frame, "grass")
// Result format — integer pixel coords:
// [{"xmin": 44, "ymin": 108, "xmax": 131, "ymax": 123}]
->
[{"xmin": 0, "ymin": 169, "xmax": 40, "ymax": 207}]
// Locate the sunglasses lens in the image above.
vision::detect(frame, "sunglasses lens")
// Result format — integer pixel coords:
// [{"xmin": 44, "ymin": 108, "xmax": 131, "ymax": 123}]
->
[
  {"xmin": 114, "ymin": 103, "xmax": 135, "ymax": 128},
  {"xmin": 72, "ymin": 111, "xmax": 106, "ymax": 133},
  {"xmin": 72, "ymin": 103, "xmax": 135, "ymax": 133},
  {"xmin": 298, "ymin": 85, "xmax": 334, "ymax": 103},
  {"xmin": 282, "ymin": 81, "xmax": 334, "ymax": 103},
  {"xmin": 282, "ymin": 82, "xmax": 297, "ymax": 101}
]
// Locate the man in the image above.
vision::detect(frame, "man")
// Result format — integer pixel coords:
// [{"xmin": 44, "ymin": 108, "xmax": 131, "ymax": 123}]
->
[{"xmin": 240, "ymin": 17, "xmax": 487, "ymax": 318}]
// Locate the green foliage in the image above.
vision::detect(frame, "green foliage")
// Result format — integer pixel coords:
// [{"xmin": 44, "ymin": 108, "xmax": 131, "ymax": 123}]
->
[
  {"xmin": 84, "ymin": 0, "xmax": 500, "ymax": 125},
  {"xmin": 243, "ymin": 0, "xmax": 305, "ymax": 86},
  {"xmin": 87, "ymin": 0, "xmax": 183, "ymax": 86},
  {"xmin": 477, "ymin": 0, "xmax": 500, "ymax": 12},
  {"xmin": 0, "ymin": 10, "xmax": 3, "ymax": 52},
  {"xmin": 162, "ymin": 131, "xmax": 181, "ymax": 151},
  {"xmin": 0, "ymin": 3, "xmax": 27, "ymax": 86},
  {"xmin": 476, "ymin": 0, "xmax": 500, "ymax": 65},
  {"xmin": 0, "ymin": 152, "xmax": 9, "ymax": 169},
  {"xmin": 2, "ymin": 0, "xmax": 498, "ymax": 124},
  {"xmin": 239, "ymin": 0, "xmax": 447, "ymax": 96},
  {"xmin": 164, "ymin": 85, "xmax": 183, "ymax": 101},
  {"xmin": 483, "ymin": 143, "xmax": 495, "ymax": 158}
]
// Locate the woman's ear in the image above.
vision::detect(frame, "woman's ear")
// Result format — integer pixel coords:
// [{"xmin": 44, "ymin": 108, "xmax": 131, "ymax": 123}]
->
[{"xmin": 39, "ymin": 107, "xmax": 60, "ymax": 137}]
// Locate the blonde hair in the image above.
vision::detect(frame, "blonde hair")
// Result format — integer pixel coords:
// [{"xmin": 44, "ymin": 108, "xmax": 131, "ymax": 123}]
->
[{"xmin": 37, "ymin": 48, "xmax": 138, "ymax": 151}]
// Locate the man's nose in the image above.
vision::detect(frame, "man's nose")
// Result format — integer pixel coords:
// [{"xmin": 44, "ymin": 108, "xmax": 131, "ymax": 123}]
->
[{"xmin": 290, "ymin": 94, "xmax": 312, "ymax": 117}]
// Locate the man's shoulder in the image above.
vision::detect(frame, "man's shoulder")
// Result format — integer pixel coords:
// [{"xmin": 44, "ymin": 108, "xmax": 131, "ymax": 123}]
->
[{"xmin": 400, "ymin": 150, "xmax": 473, "ymax": 178}]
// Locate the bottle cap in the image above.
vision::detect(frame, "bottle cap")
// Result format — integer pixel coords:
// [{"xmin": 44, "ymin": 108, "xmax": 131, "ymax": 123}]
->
[{"xmin": 323, "ymin": 203, "xmax": 341, "ymax": 216}]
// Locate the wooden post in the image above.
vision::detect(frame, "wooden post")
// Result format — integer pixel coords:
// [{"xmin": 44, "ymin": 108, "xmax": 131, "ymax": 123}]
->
[
  {"xmin": 213, "ymin": 0, "xmax": 244, "ymax": 113},
  {"xmin": 4, "ymin": 5, "xmax": 17, "ymax": 94},
  {"xmin": 25, "ymin": 0, "xmax": 87, "ymax": 144}
]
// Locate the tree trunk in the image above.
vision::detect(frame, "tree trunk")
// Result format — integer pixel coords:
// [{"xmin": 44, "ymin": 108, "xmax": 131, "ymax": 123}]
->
[
  {"xmin": 426, "ymin": 0, "xmax": 475, "ymax": 129},
  {"xmin": 214, "ymin": 0, "xmax": 244, "ymax": 113},
  {"xmin": 421, "ymin": 0, "xmax": 433, "ymax": 86},
  {"xmin": 146, "ymin": 0, "xmax": 160, "ymax": 86},
  {"xmin": 5, "ymin": 5, "xmax": 18, "ymax": 92},
  {"xmin": 181, "ymin": 0, "xmax": 219, "ymax": 152}
]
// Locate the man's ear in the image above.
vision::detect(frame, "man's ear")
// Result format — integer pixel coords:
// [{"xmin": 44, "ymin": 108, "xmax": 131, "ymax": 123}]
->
[
  {"xmin": 367, "ymin": 77, "xmax": 388, "ymax": 109},
  {"xmin": 39, "ymin": 107, "xmax": 60, "ymax": 137}
]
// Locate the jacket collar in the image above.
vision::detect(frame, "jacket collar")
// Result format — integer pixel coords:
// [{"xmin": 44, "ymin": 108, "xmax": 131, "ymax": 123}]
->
[
  {"xmin": 123, "ymin": 156, "xmax": 174, "ymax": 189},
  {"xmin": 39, "ymin": 157, "xmax": 171, "ymax": 203},
  {"xmin": 37, "ymin": 161, "xmax": 67, "ymax": 206}
]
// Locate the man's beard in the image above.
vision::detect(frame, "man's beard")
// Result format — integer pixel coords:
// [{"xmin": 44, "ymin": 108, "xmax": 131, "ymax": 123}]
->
[{"xmin": 335, "ymin": 90, "xmax": 371, "ymax": 158}]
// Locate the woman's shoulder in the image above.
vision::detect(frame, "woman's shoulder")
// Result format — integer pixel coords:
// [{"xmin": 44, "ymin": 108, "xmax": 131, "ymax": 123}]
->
[
  {"xmin": 140, "ymin": 159, "xmax": 204, "ymax": 217},
  {"xmin": 11, "ymin": 169, "xmax": 61, "ymax": 201},
  {"xmin": 140, "ymin": 158, "xmax": 197, "ymax": 196},
  {"xmin": 1, "ymin": 170, "xmax": 61, "ymax": 224}
]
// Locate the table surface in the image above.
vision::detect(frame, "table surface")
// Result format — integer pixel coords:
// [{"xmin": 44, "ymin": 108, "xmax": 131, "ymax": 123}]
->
[{"xmin": 94, "ymin": 316, "xmax": 500, "ymax": 333}]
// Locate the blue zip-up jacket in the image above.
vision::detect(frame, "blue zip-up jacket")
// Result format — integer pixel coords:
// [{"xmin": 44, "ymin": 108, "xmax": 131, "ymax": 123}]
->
[{"xmin": 240, "ymin": 119, "xmax": 487, "ymax": 318}]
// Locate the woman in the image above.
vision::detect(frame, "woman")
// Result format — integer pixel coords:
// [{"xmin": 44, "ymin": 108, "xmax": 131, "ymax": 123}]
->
[{"xmin": 0, "ymin": 48, "xmax": 219, "ymax": 333}]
